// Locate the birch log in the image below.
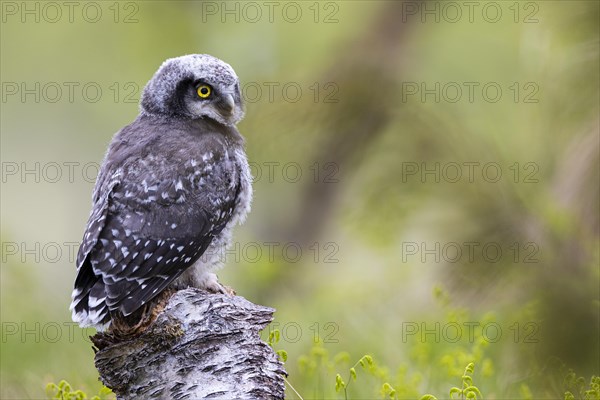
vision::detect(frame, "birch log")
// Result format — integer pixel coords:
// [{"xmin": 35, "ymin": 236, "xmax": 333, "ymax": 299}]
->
[{"xmin": 91, "ymin": 288, "xmax": 286, "ymax": 399}]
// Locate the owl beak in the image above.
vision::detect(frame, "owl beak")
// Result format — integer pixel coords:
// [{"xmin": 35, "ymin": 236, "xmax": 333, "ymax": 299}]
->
[{"xmin": 219, "ymin": 94, "xmax": 235, "ymax": 116}]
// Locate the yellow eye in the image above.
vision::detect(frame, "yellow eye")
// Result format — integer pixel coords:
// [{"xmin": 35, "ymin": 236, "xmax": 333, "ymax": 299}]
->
[{"xmin": 197, "ymin": 85, "xmax": 211, "ymax": 98}]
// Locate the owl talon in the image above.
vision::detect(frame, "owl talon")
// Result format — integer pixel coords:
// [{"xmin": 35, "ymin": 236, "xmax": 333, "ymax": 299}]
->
[
  {"xmin": 203, "ymin": 273, "xmax": 236, "ymax": 296},
  {"xmin": 221, "ymin": 285, "xmax": 236, "ymax": 297},
  {"xmin": 207, "ymin": 282, "xmax": 236, "ymax": 297}
]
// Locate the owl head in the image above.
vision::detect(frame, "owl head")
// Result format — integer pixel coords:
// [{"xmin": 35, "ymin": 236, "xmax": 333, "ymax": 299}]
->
[{"xmin": 140, "ymin": 54, "xmax": 244, "ymax": 126}]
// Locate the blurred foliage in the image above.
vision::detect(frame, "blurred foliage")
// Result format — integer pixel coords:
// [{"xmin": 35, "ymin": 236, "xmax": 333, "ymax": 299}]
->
[
  {"xmin": 1, "ymin": 0, "xmax": 598, "ymax": 398},
  {"xmin": 265, "ymin": 287, "xmax": 597, "ymax": 399}
]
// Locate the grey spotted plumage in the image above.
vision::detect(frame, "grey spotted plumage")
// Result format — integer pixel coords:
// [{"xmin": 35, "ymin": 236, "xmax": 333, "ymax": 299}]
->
[{"xmin": 70, "ymin": 54, "xmax": 252, "ymax": 330}]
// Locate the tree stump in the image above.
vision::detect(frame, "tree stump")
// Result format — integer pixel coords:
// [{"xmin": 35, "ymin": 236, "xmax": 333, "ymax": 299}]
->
[{"xmin": 91, "ymin": 288, "xmax": 286, "ymax": 399}]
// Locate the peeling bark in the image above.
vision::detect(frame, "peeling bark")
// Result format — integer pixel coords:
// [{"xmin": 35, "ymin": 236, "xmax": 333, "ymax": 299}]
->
[{"xmin": 91, "ymin": 288, "xmax": 286, "ymax": 399}]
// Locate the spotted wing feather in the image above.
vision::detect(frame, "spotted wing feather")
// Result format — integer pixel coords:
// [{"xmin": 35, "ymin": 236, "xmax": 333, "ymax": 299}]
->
[{"xmin": 71, "ymin": 136, "xmax": 239, "ymax": 327}]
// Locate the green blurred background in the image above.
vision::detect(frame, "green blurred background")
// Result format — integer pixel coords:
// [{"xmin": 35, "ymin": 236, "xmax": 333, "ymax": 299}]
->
[{"xmin": 1, "ymin": 1, "xmax": 598, "ymax": 398}]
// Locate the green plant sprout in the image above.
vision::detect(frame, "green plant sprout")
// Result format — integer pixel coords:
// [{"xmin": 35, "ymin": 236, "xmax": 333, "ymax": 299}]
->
[
  {"xmin": 420, "ymin": 362, "xmax": 483, "ymax": 400},
  {"xmin": 268, "ymin": 328, "xmax": 304, "ymax": 399},
  {"xmin": 268, "ymin": 328, "xmax": 289, "ymax": 363},
  {"xmin": 45, "ymin": 380, "xmax": 113, "ymax": 400},
  {"xmin": 563, "ymin": 370, "xmax": 600, "ymax": 400},
  {"xmin": 334, "ymin": 354, "xmax": 399, "ymax": 400}
]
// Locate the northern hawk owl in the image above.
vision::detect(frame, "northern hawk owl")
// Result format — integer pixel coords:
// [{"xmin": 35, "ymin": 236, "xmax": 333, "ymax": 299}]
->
[{"xmin": 70, "ymin": 54, "xmax": 252, "ymax": 330}]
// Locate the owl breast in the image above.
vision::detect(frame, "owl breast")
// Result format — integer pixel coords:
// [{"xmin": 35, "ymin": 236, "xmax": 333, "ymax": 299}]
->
[{"xmin": 229, "ymin": 146, "xmax": 252, "ymax": 225}]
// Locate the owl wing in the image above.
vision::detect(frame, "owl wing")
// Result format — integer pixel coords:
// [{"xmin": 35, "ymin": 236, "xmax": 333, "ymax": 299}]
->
[{"xmin": 71, "ymin": 145, "xmax": 239, "ymax": 327}]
